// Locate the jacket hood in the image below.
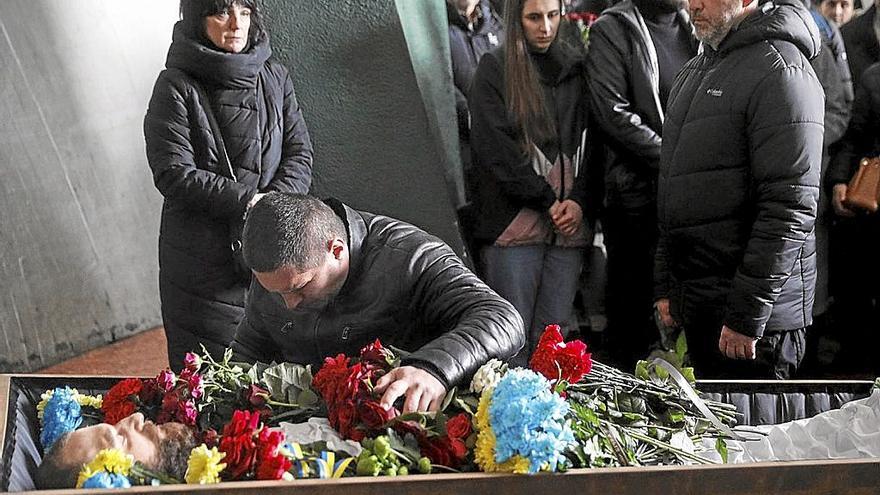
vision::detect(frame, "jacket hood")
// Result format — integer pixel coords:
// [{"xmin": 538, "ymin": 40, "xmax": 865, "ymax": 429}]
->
[
  {"xmin": 166, "ymin": 21, "xmax": 272, "ymax": 89},
  {"xmin": 605, "ymin": 0, "xmax": 691, "ymax": 33},
  {"xmin": 446, "ymin": 1, "xmax": 495, "ymax": 32},
  {"xmin": 718, "ymin": 0, "xmax": 820, "ymax": 59}
]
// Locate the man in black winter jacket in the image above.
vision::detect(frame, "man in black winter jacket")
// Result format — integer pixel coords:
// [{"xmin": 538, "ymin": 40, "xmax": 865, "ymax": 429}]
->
[
  {"xmin": 232, "ymin": 193, "xmax": 524, "ymax": 412},
  {"xmin": 585, "ymin": 0, "xmax": 698, "ymax": 369},
  {"xmin": 655, "ymin": 0, "xmax": 824, "ymax": 379}
]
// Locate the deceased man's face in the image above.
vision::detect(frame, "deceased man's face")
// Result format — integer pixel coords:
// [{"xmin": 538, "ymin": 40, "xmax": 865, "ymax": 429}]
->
[{"xmin": 59, "ymin": 413, "xmax": 193, "ymax": 470}]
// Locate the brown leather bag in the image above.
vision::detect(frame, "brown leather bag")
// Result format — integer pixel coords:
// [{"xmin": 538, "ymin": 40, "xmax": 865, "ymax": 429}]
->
[{"xmin": 844, "ymin": 157, "xmax": 880, "ymax": 212}]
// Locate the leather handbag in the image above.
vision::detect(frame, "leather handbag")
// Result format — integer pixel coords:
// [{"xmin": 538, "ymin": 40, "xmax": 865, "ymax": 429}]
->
[{"xmin": 844, "ymin": 157, "xmax": 880, "ymax": 212}]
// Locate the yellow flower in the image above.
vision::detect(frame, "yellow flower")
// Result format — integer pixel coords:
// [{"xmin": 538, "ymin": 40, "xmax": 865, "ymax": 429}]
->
[
  {"xmin": 78, "ymin": 394, "xmax": 103, "ymax": 409},
  {"xmin": 37, "ymin": 388, "xmax": 102, "ymax": 420},
  {"xmin": 474, "ymin": 426, "xmax": 530, "ymax": 474},
  {"xmin": 76, "ymin": 449, "xmax": 133, "ymax": 488},
  {"xmin": 474, "ymin": 387, "xmax": 493, "ymax": 431},
  {"xmin": 185, "ymin": 444, "xmax": 227, "ymax": 484}
]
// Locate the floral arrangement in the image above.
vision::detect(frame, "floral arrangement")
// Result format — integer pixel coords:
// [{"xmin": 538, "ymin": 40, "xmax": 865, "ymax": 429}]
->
[
  {"xmin": 566, "ymin": 11, "xmax": 599, "ymax": 48},
  {"xmin": 45, "ymin": 325, "xmax": 741, "ymax": 489},
  {"xmin": 38, "ymin": 387, "xmax": 102, "ymax": 450}
]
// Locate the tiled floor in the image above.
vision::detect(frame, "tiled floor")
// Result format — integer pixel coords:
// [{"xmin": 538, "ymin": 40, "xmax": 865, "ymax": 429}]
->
[{"xmin": 37, "ymin": 327, "xmax": 170, "ymax": 376}]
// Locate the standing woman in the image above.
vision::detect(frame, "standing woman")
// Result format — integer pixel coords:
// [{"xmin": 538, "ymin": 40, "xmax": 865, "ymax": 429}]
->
[
  {"xmin": 468, "ymin": 0, "xmax": 594, "ymax": 365},
  {"xmin": 145, "ymin": 0, "xmax": 313, "ymax": 369}
]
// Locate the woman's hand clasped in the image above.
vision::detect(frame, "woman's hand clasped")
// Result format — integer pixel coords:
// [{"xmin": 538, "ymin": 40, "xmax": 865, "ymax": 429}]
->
[{"xmin": 550, "ymin": 199, "xmax": 583, "ymax": 236}]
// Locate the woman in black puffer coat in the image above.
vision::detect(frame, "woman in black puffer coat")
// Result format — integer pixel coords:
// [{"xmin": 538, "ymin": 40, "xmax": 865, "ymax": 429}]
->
[{"xmin": 144, "ymin": 0, "xmax": 313, "ymax": 369}]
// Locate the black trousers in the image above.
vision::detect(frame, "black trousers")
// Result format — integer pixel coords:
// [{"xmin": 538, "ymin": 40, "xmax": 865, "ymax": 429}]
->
[
  {"xmin": 602, "ymin": 205, "xmax": 658, "ymax": 369},
  {"xmin": 683, "ymin": 313, "xmax": 806, "ymax": 379}
]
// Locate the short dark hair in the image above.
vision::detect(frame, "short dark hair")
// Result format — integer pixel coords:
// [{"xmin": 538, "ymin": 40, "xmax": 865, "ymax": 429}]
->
[
  {"xmin": 242, "ymin": 193, "xmax": 347, "ymax": 272},
  {"xmin": 179, "ymin": 0, "xmax": 266, "ymax": 47},
  {"xmin": 35, "ymin": 433, "xmax": 79, "ymax": 489}
]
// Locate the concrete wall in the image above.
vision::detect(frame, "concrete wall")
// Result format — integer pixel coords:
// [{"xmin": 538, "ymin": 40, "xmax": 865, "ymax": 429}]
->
[
  {"xmin": 0, "ymin": 1, "xmax": 177, "ymax": 371},
  {"xmin": 263, "ymin": 0, "xmax": 465, "ymax": 250},
  {"xmin": 1, "ymin": 0, "xmax": 464, "ymax": 372}
]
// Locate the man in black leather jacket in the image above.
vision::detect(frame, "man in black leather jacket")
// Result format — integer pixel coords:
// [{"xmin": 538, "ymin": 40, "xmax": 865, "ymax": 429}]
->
[
  {"xmin": 232, "ymin": 193, "xmax": 524, "ymax": 412},
  {"xmin": 655, "ymin": 0, "xmax": 823, "ymax": 379},
  {"xmin": 585, "ymin": 0, "xmax": 697, "ymax": 368}
]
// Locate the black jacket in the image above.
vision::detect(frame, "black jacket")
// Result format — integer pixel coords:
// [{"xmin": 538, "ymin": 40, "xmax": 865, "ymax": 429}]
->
[
  {"xmin": 468, "ymin": 43, "xmax": 595, "ymax": 243},
  {"xmin": 144, "ymin": 23, "xmax": 313, "ymax": 355},
  {"xmin": 841, "ymin": 5, "xmax": 880, "ymax": 89},
  {"xmin": 448, "ymin": 1, "xmax": 504, "ymax": 139},
  {"xmin": 655, "ymin": 0, "xmax": 824, "ymax": 338},
  {"xmin": 232, "ymin": 200, "xmax": 525, "ymax": 387},
  {"xmin": 829, "ymin": 62, "xmax": 880, "ymax": 186},
  {"xmin": 585, "ymin": 0, "xmax": 698, "ymax": 210}
]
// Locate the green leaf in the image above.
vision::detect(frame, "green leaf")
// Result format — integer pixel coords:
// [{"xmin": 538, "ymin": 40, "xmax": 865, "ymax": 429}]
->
[
  {"xmin": 715, "ymin": 437, "xmax": 729, "ymax": 463},
  {"xmin": 296, "ymin": 388, "xmax": 319, "ymax": 407},
  {"xmin": 440, "ymin": 386, "xmax": 457, "ymax": 412},
  {"xmin": 262, "ymin": 362, "xmax": 315, "ymax": 403},
  {"xmin": 680, "ymin": 367, "xmax": 696, "ymax": 384},
  {"xmin": 675, "ymin": 332, "xmax": 689, "ymax": 362},
  {"xmin": 616, "ymin": 393, "xmax": 647, "ymax": 415},
  {"xmin": 635, "ymin": 360, "xmax": 650, "ymax": 381}
]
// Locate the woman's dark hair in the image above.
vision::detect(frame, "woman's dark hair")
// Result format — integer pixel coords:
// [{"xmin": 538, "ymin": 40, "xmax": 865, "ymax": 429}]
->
[
  {"xmin": 502, "ymin": 0, "xmax": 569, "ymax": 153},
  {"xmin": 179, "ymin": 0, "xmax": 266, "ymax": 48}
]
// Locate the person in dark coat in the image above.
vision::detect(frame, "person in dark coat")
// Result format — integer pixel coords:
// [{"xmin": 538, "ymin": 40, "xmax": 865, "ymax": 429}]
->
[
  {"xmin": 447, "ymin": 0, "xmax": 504, "ymax": 267},
  {"xmin": 654, "ymin": 0, "xmax": 824, "ymax": 379},
  {"xmin": 841, "ymin": 4, "xmax": 880, "ymax": 88},
  {"xmin": 826, "ymin": 61, "xmax": 880, "ymax": 376},
  {"xmin": 467, "ymin": 0, "xmax": 597, "ymax": 366},
  {"xmin": 144, "ymin": 0, "xmax": 313, "ymax": 370},
  {"xmin": 232, "ymin": 193, "xmax": 524, "ymax": 413},
  {"xmin": 585, "ymin": 0, "xmax": 698, "ymax": 369}
]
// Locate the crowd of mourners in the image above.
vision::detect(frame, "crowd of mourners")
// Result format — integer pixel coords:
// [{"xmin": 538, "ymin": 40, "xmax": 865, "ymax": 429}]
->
[
  {"xmin": 448, "ymin": 0, "xmax": 880, "ymax": 379},
  {"xmin": 142, "ymin": 0, "xmax": 880, "ymax": 402}
]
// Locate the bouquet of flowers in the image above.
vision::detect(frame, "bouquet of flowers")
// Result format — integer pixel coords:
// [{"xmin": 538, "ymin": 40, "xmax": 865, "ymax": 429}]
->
[{"xmin": 50, "ymin": 324, "xmax": 744, "ymax": 488}]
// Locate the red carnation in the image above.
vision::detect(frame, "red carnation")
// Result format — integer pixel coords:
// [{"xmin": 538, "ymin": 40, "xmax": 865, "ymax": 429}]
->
[
  {"xmin": 219, "ymin": 409, "xmax": 261, "ymax": 479},
  {"xmin": 102, "ymin": 378, "xmax": 144, "ymax": 425},
  {"xmin": 312, "ymin": 354, "xmax": 351, "ymax": 405},
  {"xmin": 421, "ymin": 435, "xmax": 468, "ymax": 469},
  {"xmin": 255, "ymin": 428, "xmax": 292, "ymax": 480},
  {"xmin": 359, "ymin": 339, "xmax": 393, "ymax": 367},
  {"xmin": 445, "ymin": 413, "xmax": 472, "ymax": 440},
  {"xmin": 530, "ymin": 324, "xmax": 593, "ymax": 384},
  {"xmin": 360, "ymin": 400, "xmax": 398, "ymax": 430}
]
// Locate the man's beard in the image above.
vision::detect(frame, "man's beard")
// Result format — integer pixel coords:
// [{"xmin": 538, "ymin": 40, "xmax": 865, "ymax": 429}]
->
[
  {"xmin": 692, "ymin": 4, "xmax": 739, "ymax": 48},
  {"xmin": 154, "ymin": 429, "xmax": 199, "ymax": 481}
]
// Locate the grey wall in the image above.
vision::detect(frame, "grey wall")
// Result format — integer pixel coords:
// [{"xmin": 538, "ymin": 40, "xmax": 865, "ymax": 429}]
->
[
  {"xmin": 264, "ymin": 0, "xmax": 465, "ymax": 251},
  {"xmin": 0, "ymin": 1, "xmax": 178, "ymax": 372},
  {"xmin": 1, "ymin": 0, "xmax": 464, "ymax": 372}
]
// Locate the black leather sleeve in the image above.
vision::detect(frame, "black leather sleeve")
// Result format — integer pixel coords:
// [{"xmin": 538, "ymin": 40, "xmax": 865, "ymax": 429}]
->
[
  {"xmin": 402, "ymin": 235, "xmax": 525, "ymax": 388},
  {"xmin": 585, "ymin": 17, "xmax": 662, "ymax": 169}
]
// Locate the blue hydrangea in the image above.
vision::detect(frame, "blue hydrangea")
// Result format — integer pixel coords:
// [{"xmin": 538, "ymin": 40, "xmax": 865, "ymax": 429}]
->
[
  {"xmin": 82, "ymin": 472, "xmax": 132, "ymax": 489},
  {"xmin": 40, "ymin": 387, "xmax": 83, "ymax": 450},
  {"xmin": 489, "ymin": 368, "xmax": 574, "ymax": 473}
]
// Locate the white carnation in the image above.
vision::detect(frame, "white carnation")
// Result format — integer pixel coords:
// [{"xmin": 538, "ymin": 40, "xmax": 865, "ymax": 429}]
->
[{"xmin": 470, "ymin": 359, "xmax": 508, "ymax": 393}]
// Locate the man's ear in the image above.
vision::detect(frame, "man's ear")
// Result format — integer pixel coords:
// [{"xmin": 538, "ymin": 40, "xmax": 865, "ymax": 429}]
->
[{"xmin": 329, "ymin": 238, "xmax": 345, "ymax": 260}]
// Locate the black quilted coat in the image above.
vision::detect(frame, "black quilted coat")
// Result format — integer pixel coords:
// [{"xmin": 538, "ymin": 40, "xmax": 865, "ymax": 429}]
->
[
  {"xmin": 144, "ymin": 23, "xmax": 313, "ymax": 368},
  {"xmin": 655, "ymin": 0, "xmax": 823, "ymax": 338}
]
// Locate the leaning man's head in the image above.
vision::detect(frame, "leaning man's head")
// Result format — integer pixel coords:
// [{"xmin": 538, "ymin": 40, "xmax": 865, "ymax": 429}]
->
[
  {"xmin": 243, "ymin": 193, "xmax": 349, "ymax": 311},
  {"xmin": 36, "ymin": 413, "xmax": 197, "ymax": 489}
]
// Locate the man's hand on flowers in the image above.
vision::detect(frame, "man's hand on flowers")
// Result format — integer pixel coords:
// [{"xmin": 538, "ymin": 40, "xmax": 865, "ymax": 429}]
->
[
  {"xmin": 374, "ymin": 366, "xmax": 446, "ymax": 413},
  {"xmin": 718, "ymin": 325, "xmax": 757, "ymax": 360}
]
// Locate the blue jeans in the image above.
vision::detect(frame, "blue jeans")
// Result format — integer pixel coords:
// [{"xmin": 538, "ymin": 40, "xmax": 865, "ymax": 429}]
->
[{"xmin": 482, "ymin": 245, "xmax": 584, "ymax": 367}]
